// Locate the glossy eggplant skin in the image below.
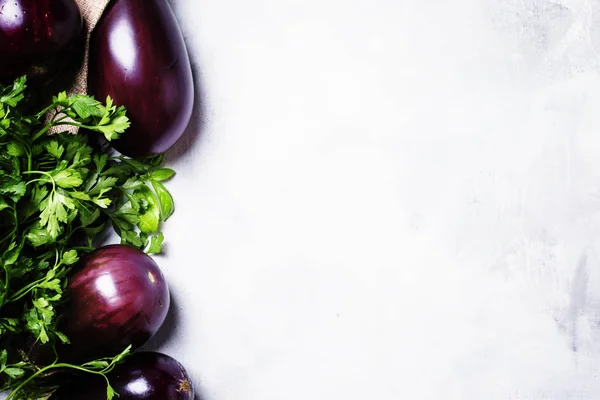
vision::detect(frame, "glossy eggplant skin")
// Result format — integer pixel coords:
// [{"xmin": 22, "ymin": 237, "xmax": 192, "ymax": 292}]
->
[
  {"xmin": 61, "ymin": 245, "xmax": 170, "ymax": 362},
  {"xmin": 88, "ymin": 0, "xmax": 194, "ymax": 157},
  {"xmin": 0, "ymin": 0, "xmax": 82, "ymax": 83},
  {"xmin": 51, "ymin": 352, "xmax": 194, "ymax": 400}
]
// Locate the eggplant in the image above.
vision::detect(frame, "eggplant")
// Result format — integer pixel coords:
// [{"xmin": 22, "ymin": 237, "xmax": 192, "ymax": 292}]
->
[
  {"xmin": 61, "ymin": 245, "xmax": 170, "ymax": 362},
  {"xmin": 51, "ymin": 352, "xmax": 194, "ymax": 400},
  {"xmin": 0, "ymin": 0, "xmax": 83, "ymax": 84},
  {"xmin": 88, "ymin": 0, "xmax": 194, "ymax": 157}
]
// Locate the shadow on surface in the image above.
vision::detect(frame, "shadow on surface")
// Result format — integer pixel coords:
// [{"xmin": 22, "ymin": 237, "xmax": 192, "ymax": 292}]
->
[
  {"xmin": 195, "ymin": 392, "xmax": 207, "ymax": 400},
  {"xmin": 142, "ymin": 290, "xmax": 181, "ymax": 350},
  {"xmin": 150, "ymin": 4, "xmax": 208, "ymax": 400},
  {"xmin": 166, "ymin": 54, "xmax": 207, "ymax": 163},
  {"xmin": 165, "ymin": 0, "xmax": 207, "ymax": 163}
]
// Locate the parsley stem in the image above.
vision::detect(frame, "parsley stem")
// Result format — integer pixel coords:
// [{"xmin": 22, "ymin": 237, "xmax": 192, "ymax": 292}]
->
[
  {"xmin": 53, "ymin": 248, "xmax": 60, "ymax": 269},
  {"xmin": 0, "ymin": 207, "xmax": 17, "ymax": 253},
  {"xmin": 31, "ymin": 124, "xmax": 54, "ymax": 142},
  {"xmin": 7, "ymin": 277, "xmax": 45, "ymax": 303},
  {"xmin": 22, "ymin": 170, "xmax": 55, "ymax": 193},
  {"xmin": 5, "ymin": 362, "xmax": 113, "ymax": 400},
  {"xmin": 30, "ymin": 108, "xmax": 74, "ymax": 141},
  {"xmin": 4, "ymin": 262, "xmax": 9, "ymax": 298},
  {"xmin": 51, "ymin": 115, "xmax": 71, "ymax": 125},
  {"xmin": 4, "ymin": 346, "xmax": 130, "ymax": 400},
  {"xmin": 70, "ymin": 245, "xmax": 96, "ymax": 252},
  {"xmin": 30, "ymin": 115, "xmax": 71, "ymax": 142},
  {"xmin": 0, "ymin": 227, "xmax": 16, "ymax": 247}
]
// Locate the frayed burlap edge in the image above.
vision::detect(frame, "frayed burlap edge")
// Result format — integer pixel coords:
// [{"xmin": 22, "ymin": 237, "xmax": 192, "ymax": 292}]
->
[{"xmin": 48, "ymin": 0, "xmax": 111, "ymax": 134}]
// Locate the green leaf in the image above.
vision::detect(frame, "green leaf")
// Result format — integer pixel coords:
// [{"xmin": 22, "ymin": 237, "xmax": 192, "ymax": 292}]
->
[
  {"xmin": 121, "ymin": 230, "xmax": 144, "ymax": 248},
  {"xmin": 0, "ymin": 76, "xmax": 26, "ymax": 107},
  {"xmin": 55, "ymin": 330, "xmax": 70, "ymax": 344},
  {"xmin": 121, "ymin": 177, "xmax": 144, "ymax": 191},
  {"xmin": 94, "ymin": 154, "xmax": 109, "ymax": 173},
  {"xmin": 99, "ymin": 96, "xmax": 115, "ymax": 123},
  {"xmin": 0, "ymin": 174, "xmax": 26, "ymax": 201},
  {"xmin": 45, "ymin": 141, "xmax": 64, "ymax": 158},
  {"xmin": 63, "ymin": 134, "xmax": 90, "ymax": 162},
  {"xmin": 84, "ymin": 224, "xmax": 106, "ymax": 237},
  {"xmin": 31, "ymin": 185, "xmax": 48, "ymax": 205},
  {"xmin": 80, "ymin": 208, "xmax": 101, "ymax": 227},
  {"xmin": 107, "ymin": 383, "xmax": 117, "ymax": 400},
  {"xmin": 95, "ymin": 109, "xmax": 130, "ymax": 141},
  {"xmin": 3, "ymin": 241, "xmax": 23, "ymax": 266},
  {"xmin": 82, "ymin": 360, "xmax": 109, "ymax": 369},
  {"xmin": 62, "ymin": 249, "xmax": 79, "ymax": 265},
  {"xmin": 6, "ymin": 141, "xmax": 24, "ymax": 157},
  {"xmin": 147, "ymin": 232, "xmax": 164, "ymax": 254},
  {"xmin": 112, "ymin": 345, "xmax": 132, "ymax": 364},
  {"xmin": 38, "ymin": 328, "xmax": 49, "ymax": 344},
  {"xmin": 0, "ymin": 349, "xmax": 7, "ymax": 368},
  {"xmin": 0, "ymin": 318, "xmax": 19, "ymax": 335},
  {"xmin": 40, "ymin": 279, "xmax": 61, "ymax": 293},
  {"xmin": 135, "ymin": 186, "xmax": 160, "ymax": 234},
  {"xmin": 93, "ymin": 198, "xmax": 112, "ymax": 208},
  {"xmin": 123, "ymin": 191, "xmax": 140, "ymax": 212},
  {"xmin": 150, "ymin": 168, "xmax": 176, "ymax": 182},
  {"xmin": 71, "ymin": 95, "xmax": 104, "ymax": 119},
  {"xmin": 0, "ymin": 198, "xmax": 10, "ymax": 212},
  {"xmin": 53, "ymin": 169, "xmax": 83, "ymax": 189},
  {"xmin": 26, "ymin": 227, "xmax": 52, "ymax": 247},
  {"xmin": 55, "ymin": 90, "xmax": 68, "ymax": 105},
  {"xmin": 151, "ymin": 180, "xmax": 174, "ymax": 221},
  {"xmin": 38, "ymin": 192, "xmax": 75, "ymax": 239},
  {"xmin": 34, "ymin": 297, "xmax": 49, "ymax": 309},
  {"xmin": 25, "ymin": 307, "xmax": 50, "ymax": 344},
  {"xmin": 69, "ymin": 191, "xmax": 91, "ymax": 200},
  {"xmin": 89, "ymin": 176, "xmax": 118, "ymax": 196},
  {"xmin": 121, "ymin": 158, "xmax": 149, "ymax": 173},
  {"xmin": 144, "ymin": 154, "xmax": 165, "ymax": 168},
  {"xmin": 3, "ymin": 367, "xmax": 25, "ymax": 379},
  {"xmin": 115, "ymin": 206, "xmax": 140, "ymax": 225}
]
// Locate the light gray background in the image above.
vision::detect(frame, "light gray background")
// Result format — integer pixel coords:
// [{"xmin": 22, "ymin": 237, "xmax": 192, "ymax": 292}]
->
[{"xmin": 157, "ymin": 0, "xmax": 600, "ymax": 398}]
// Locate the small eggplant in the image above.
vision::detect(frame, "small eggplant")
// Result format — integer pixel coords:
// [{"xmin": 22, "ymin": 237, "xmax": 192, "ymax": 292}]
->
[
  {"xmin": 0, "ymin": 0, "xmax": 83, "ymax": 84},
  {"xmin": 88, "ymin": 0, "xmax": 194, "ymax": 157},
  {"xmin": 51, "ymin": 352, "xmax": 194, "ymax": 400}
]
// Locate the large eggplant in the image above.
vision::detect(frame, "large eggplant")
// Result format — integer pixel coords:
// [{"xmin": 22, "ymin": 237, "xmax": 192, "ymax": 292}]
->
[
  {"xmin": 51, "ymin": 352, "xmax": 194, "ymax": 400},
  {"xmin": 88, "ymin": 0, "xmax": 194, "ymax": 157},
  {"xmin": 61, "ymin": 245, "xmax": 170, "ymax": 362},
  {"xmin": 0, "ymin": 0, "xmax": 83, "ymax": 84}
]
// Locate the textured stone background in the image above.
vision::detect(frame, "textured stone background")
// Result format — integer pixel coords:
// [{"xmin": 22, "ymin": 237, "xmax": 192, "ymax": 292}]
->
[{"xmin": 156, "ymin": 0, "xmax": 600, "ymax": 398}]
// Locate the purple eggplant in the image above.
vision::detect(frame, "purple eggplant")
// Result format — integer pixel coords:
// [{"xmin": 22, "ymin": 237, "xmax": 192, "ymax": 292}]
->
[
  {"xmin": 0, "ymin": 0, "xmax": 82, "ymax": 83},
  {"xmin": 61, "ymin": 245, "xmax": 170, "ymax": 361},
  {"xmin": 88, "ymin": 0, "xmax": 194, "ymax": 157},
  {"xmin": 51, "ymin": 352, "xmax": 194, "ymax": 400}
]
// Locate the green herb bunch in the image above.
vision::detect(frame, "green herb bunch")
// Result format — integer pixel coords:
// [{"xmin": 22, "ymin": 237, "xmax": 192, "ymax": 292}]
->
[{"xmin": 0, "ymin": 77, "xmax": 175, "ymax": 397}]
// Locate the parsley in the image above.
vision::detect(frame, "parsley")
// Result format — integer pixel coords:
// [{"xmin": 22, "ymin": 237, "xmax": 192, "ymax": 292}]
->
[
  {"xmin": 0, "ymin": 77, "xmax": 176, "ymax": 398},
  {"xmin": 4, "ymin": 345, "xmax": 132, "ymax": 400}
]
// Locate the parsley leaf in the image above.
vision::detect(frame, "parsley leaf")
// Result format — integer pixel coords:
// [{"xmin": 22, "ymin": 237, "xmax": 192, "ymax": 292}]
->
[
  {"xmin": 147, "ymin": 232, "xmax": 165, "ymax": 255},
  {"xmin": 0, "ymin": 76, "xmax": 177, "ymax": 399}
]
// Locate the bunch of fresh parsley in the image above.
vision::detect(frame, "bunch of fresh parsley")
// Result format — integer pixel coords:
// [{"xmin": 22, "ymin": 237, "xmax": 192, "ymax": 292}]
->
[{"xmin": 0, "ymin": 76, "xmax": 175, "ymax": 398}]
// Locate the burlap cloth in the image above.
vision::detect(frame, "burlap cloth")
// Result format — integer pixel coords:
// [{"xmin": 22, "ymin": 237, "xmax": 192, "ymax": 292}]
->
[
  {"xmin": 49, "ymin": 0, "xmax": 111, "ymax": 134},
  {"xmin": 71, "ymin": 0, "xmax": 111, "ymax": 96}
]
